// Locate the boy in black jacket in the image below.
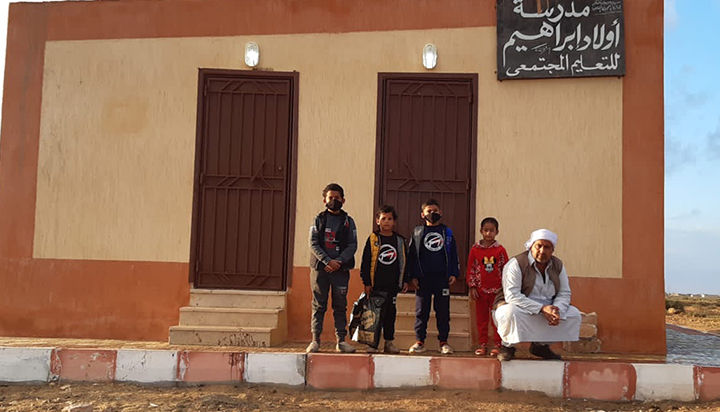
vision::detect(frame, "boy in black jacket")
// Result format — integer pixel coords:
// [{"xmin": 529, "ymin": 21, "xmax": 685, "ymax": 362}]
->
[
  {"xmin": 306, "ymin": 183, "xmax": 358, "ymax": 353},
  {"xmin": 407, "ymin": 198, "xmax": 460, "ymax": 354},
  {"xmin": 359, "ymin": 205, "xmax": 410, "ymax": 354}
]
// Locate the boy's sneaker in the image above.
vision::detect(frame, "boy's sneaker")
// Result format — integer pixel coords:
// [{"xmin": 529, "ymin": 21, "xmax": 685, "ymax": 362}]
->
[
  {"xmin": 305, "ymin": 341, "xmax": 320, "ymax": 353},
  {"xmin": 383, "ymin": 340, "xmax": 400, "ymax": 354},
  {"xmin": 439, "ymin": 342, "xmax": 454, "ymax": 354},
  {"xmin": 497, "ymin": 345, "xmax": 516, "ymax": 362},
  {"xmin": 336, "ymin": 341, "xmax": 357, "ymax": 353},
  {"xmin": 529, "ymin": 342, "xmax": 562, "ymax": 360},
  {"xmin": 366, "ymin": 345, "xmax": 380, "ymax": 353},
  {"xmin": 408, "ymin": 341, "xmax": 426, "ymax": 353}
]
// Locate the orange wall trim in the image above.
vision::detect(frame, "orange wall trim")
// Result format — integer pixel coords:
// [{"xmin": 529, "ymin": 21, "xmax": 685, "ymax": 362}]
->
[
  {"xmin": 0, "ymin": 4, "xmax": 47, "ymax": 258},
  {"xmin": 619, "ymin": 0, "xmax": 666, "ymax": 353},
  {"xmin": 0, "ymin": 258, "xmax": 190, "ymax": 341},
  {"xmin": 0, "ymin": 261, "xmax": 665, "ymax": 352},
  {"xmin": 44, "ymin": 0, "xmax": 495, "ymax": 41}
]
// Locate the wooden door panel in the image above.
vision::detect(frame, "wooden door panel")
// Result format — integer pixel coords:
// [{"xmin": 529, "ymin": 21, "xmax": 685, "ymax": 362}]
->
[
  {"xmin": 191, "ymin": 70, "xmax": 297, "ymax": 290},
  {"xmin": 376, "ymin": 75, "xmax": 477, "ymax": 294}
]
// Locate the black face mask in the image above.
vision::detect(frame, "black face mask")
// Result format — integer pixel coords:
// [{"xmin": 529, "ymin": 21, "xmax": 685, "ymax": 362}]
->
[
  {"xmin": 326, "ymin": 199, "xmax": 343, "ymax": 212},
  {"xmin": 424, "ymin": 212, "xmax": 441, "ymax": 224}
]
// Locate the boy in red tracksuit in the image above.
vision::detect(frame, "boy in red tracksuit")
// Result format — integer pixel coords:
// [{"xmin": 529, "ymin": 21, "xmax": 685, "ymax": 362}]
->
[{"xmin": 466, "ymin": 217, "xmax": 508, "ymax": 356}]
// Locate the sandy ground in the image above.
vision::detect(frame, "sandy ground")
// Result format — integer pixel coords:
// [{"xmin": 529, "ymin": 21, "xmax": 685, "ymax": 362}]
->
[
  {"xmin": 666, "ymin": 296, "xmax": 720, "ymax": 335},
  {"xmin": 1, "ymin": 383, "xmax": 719, "ymax": 412},
  {"xmin": 668, "ymin": 313, "xmax": 720, "ymax": 335}
]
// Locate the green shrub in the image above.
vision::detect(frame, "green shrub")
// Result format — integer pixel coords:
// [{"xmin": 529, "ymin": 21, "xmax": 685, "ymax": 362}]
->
[{"xmin": 666, "ymin": 299, "xmax": 685, "ymax": 312}]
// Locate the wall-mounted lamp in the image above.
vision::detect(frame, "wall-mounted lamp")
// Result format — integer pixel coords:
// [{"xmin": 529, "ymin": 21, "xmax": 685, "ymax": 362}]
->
[
  {"xmin": 422, "ymin": 43, "xmax": 437, "ymax": 70},
  {"xmin": 245, "ymin": 42, "xmax": 260, "ymax": 68}
]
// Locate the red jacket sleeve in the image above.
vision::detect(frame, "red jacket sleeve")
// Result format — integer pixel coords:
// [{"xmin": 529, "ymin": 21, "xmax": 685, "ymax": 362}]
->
[{"xmin": 466, "ymin": 246, "xmax": 481, "ymax": 288}]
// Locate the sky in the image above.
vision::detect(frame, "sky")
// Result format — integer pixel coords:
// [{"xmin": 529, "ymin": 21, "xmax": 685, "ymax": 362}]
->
[
  {"xmin": 664, "ymin": 0, "xmax": 720, "ymax": 294},
  {"xmin": 0, "ymin": 0, "xmax": 719, "ymax": 294}
]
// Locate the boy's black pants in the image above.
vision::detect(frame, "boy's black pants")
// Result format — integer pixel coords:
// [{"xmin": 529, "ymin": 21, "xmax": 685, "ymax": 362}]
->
[
  {"xmin": 382, "ymin": 293, "xmax": 397, "ymax": 342},
  {"xmin": 371, "ymin": 288, "xmax": 398, "ymax": 345},
  {"xmin": 414, "ymin": 275, "xmax": 451, "ymax": 343}
]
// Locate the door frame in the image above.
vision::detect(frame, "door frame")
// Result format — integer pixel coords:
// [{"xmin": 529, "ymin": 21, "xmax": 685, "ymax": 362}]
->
[
  {"xmin": 374, "ymin": 73, "xmax": 478, "ymax": 292},
  {"xmin": 188, "ymin": 68, "xmax": 299, "ymax": 290}
]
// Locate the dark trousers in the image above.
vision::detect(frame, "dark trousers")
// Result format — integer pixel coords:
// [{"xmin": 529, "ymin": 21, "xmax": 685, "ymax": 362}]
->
[
  {"xmin": 382, "ymin": 294, "xmax": 398, "ymax": 341},
  {"xmin": 310, "ymin": 269, "xmax": 350, "ymax": 341},
  {"xmin": 414, "ymin": 276, "xmax": 451, "ymax": 343},
  {"xmin": 371, "ymin": 290, "xmax": 398, "ymax": 345}
]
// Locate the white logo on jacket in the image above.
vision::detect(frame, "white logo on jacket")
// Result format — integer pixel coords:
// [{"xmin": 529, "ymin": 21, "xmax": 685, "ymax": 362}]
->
[{"xmin": 423, "ymin": 232, "xmax": 444, "ymax": 252}]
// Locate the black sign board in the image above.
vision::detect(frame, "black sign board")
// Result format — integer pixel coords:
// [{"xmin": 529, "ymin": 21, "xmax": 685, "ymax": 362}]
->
[{"xmin": 497, "ymin": 0, "xmax": 625, "ymax": 80}]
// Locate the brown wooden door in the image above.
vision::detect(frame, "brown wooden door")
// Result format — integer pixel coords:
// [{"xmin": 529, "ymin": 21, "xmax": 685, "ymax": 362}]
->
[
  {"xmin": 190, "ymin": 70, "xmax": 298, "ymax": 290},
  {"xmin": 375, "ymin": 74, "xmax": 477, "ymax": 294}
]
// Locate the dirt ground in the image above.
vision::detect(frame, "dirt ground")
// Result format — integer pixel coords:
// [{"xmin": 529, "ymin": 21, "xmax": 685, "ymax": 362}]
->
[
  {"xmin": 1, "ymin": 383, "xmax": 719, "ymax": 412},
  {"xmin": 666, "ymin": 296, "xmax": 720, "ymax": 333}
]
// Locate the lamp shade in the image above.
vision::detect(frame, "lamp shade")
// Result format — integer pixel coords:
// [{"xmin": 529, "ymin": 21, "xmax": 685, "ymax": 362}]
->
[
  {"xmin": 245, "ymin": 42, "xmax": 260, "ymax": 67},
  {"xmin": 422, "ymin": 43, "xmax": 437, "ymax": 69}
]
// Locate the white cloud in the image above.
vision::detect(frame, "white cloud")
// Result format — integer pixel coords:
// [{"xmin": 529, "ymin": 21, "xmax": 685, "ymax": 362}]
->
[
  {"xmin": 708, "ymin": 120, "xmax": 720, "ymax": 160},
  {"xmin": 668, "ymin": 208, "xmax": 701, "ymax": 221},
  {"xmin": 665, "ymin": 135, "xmax": 697, "ymax": 176}
]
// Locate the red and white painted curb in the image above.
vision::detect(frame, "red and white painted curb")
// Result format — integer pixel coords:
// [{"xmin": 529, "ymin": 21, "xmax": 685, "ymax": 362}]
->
[{"xmin": 1, "ymin": 346, "xmax": 719, "ymax": 402}]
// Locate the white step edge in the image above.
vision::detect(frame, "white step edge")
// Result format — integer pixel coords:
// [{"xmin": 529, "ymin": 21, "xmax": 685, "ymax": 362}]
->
[
  {"xmin": 179, "ymin": 307, "xmax": 282, "ymax": 314},
  {"xmin": 190, "ymin": 289, "xmax": 287, "ymax": 296},
  {"xmin": 169, "ymin": 325, "xmax": 276, "ymax": 333},
  {"xmin": 397, "ymin": 294, "xmax": 469, "ymax": 300},
  {"xmin": 393, "ymin": 330, "xmax": 471, "ymax": 337},
  {"xmin": 395, "ymin": 311, "xmax": 470, "ymax": 318}
]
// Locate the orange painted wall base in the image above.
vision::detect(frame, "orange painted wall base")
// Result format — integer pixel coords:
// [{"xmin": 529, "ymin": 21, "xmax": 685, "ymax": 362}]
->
[
  {"xmin": 0, "ymin": 260, "xmax": 665, "ymax": 354},
  {"xmin": 0, "ymin": 258, "xmax": 190, "ymax": 341}
]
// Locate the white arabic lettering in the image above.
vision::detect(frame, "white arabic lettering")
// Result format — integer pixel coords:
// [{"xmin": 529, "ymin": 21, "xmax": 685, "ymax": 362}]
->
[{"xmin": 503, "ymin": 0, "xmax": 624, "ymax": 78}]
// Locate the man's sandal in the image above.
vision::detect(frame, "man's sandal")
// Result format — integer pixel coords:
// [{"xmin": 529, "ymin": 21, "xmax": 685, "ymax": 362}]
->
[
  {"xmin": 474, "ymin": 344, "xmax": 488, "ymax": 356},
  {"xmin": 489, "ymin": 347, "xmax": 500, "ymax": 357}
]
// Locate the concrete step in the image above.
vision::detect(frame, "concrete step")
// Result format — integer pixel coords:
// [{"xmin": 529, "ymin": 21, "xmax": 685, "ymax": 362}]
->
[
  {"xmin": 392, "ymin": 330, "xmax": 472, "ymax": 352},
  {"xmin": 168, "ymin": 325, "xmax": 285, "ymax": 347},
  {"xmin": 395, "ymin": 293, "xmax": 470, "ymax": 315},
  {"xmin": 179, "ymin": 307, "xmax": 283, "ymax": 328},
  {"xmin": 394, "ymin": 312, "xmax": 471, "ymax": 334},
  {"xmin": 189, "ymin": 289, "xmax": 286, "ymax": 310}
]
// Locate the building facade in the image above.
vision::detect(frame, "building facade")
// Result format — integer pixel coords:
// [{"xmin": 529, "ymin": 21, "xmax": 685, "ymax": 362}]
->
[{"xmin": 0, "ymin": 0, "xmax": 664, "ymax": 353}]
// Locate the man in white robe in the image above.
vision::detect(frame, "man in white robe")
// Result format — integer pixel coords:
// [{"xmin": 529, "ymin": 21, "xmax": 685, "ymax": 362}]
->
[{"xmin": 492, "ymin": 229, "xmax": 581, "ymax": 361}]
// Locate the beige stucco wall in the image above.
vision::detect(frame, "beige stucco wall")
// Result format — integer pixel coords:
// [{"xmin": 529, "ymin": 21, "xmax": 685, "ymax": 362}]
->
[
  {"xmin": 34, "ymin": 27, "xmax": 622, "ymax": 277},
  {"xmin": 481, "ymin": 76, "xmax": 623, "ymax": 277}
]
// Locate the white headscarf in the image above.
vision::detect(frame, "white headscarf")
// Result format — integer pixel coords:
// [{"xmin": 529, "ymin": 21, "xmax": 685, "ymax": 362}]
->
[{"xmin": 524, "ymin": 229, "xmax": 558, "ymax": 250}]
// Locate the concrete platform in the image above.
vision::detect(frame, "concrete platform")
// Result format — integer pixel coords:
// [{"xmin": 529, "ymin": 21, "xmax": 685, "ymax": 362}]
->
[
  {"xmin": 169, "ymin": 289, "xmax": 288, "ymax": 347},
  {"xmin": 1, "ymin": 335, "xmax": 719, "ymax": 402}
]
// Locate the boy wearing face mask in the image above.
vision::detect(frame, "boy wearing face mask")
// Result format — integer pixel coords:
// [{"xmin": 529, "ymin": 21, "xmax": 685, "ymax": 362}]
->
[
  {"xmin": 306, "ymin": 183, "xmax": 358, "ymax": 354},
  {"xmin": 407, "ymin": 199, "xmax": 460, "ymax": 355}
]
